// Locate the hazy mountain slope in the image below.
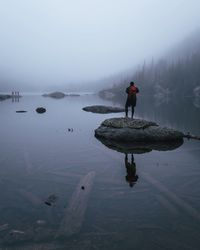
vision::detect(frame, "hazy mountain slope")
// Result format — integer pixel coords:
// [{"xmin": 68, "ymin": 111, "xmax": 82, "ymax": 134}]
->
[{"xmin": 99, "ymin": 29, "xmax": 200, "ymax": 101}]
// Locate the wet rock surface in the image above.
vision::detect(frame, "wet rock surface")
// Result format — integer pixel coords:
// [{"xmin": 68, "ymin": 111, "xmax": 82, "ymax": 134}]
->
[
  {"xmin": 83, "ymin": 105, "xmax": 125, "ymax": 114},
  {"xmin": 95, "ymin": 117, "xmax": 184, "ymax": 142},
  {"xmin": 102, "ymin": 117, "xmax": 158, "ymax": 128}
]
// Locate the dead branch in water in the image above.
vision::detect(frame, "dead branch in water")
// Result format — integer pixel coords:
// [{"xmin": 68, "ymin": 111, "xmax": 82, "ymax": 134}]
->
[{"xmin": 183, "ymin": 133, "xmax": 200, "ymax": 141}]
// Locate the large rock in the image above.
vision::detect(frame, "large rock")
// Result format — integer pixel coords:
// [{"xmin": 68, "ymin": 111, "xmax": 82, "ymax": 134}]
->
[
  {"xmin": 42, "ymin": 92, "xmax": 65, "ymax": 99},
  {"xmin": 95, "ymin": 117, "xmax": 184, "ymax": 142},
  {"xmin": 83, "ymin": 105, "xmax": 125, "ymax": 114}
]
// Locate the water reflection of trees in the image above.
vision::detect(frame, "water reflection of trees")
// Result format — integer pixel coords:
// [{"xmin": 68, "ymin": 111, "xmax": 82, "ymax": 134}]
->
[
  {"xmin": 193, "ymin": 96, "xmax": 200, "ymax": 109},
  {"xmin": 108, "ymin": 96, "xmax": 200, "ymax": 134},
  {"xmin": 137, "ymin": 96, "xmax": 200, "ymax": 134}
]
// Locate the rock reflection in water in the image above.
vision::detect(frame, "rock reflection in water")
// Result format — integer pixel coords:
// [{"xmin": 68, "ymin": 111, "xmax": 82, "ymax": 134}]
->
[
  {"xmin": 96, "ymin": 137, "xmax": 183, "ymax": 188},
  {"xmin": 96, "ymin": 137, "xmax": 183, "ymax": 154}
]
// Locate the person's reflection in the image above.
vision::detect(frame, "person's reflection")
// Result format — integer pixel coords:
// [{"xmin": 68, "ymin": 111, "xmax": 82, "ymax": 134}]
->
[{"xmin": 125, "ymin": 153, "xmax": 138, "ymax": 187}]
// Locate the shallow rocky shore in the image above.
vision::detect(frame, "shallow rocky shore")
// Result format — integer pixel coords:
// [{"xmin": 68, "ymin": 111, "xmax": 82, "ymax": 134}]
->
[
  {"xmin": 0, "ymin": 94, "xmax": 12, "ymax": 101},
  {"xmin": 95, "ymin": 117, "xmax": 184, "ymax": 142}
]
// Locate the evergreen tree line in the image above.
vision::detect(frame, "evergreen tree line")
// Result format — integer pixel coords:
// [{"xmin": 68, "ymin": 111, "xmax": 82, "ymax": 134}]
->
[{"xmin": 99, "ymin": 39, "xmax": 200, "ymax": 102}]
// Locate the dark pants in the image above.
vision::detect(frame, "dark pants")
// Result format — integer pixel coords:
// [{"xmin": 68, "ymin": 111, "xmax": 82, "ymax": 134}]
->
[
  {"xmin": 125, "ymin": 98, "xmax": 136, "ymax": 118},
  {"xmin": 125, "ymin": 105, "xmax": 134, "ymax": 118}
]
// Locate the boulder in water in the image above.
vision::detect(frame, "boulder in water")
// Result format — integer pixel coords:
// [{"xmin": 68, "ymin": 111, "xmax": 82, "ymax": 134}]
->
[
  {"xmin": 95, "ymin": 117, "xmax": 184, "ymax": 142},
  {"xmin": 83, "ymin": 105, "xmax": 125, "ymax": 114},
  {"xmin": 36, "ymin": 107, "xmax": 46, "ymax": 114}
]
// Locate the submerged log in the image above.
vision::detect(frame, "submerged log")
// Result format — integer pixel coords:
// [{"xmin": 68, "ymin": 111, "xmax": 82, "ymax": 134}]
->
[
  {"xmin": 142, "ymin": 172, "xmax": 200, "ymax": 221},
  {"xmin": 18, "ymin": 189, "xmax": 42, "ymax": 206},
  {"xmin": 155, "ymin": 194, "xmax": 179, "ymax": 216},
  {"xmin": 56, "ymin": 171, "xmax": 95, "ymax": 238}
]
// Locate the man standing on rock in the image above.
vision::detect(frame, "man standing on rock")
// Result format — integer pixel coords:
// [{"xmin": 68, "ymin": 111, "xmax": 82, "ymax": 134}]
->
[{"xmin": 125, "ymin": 81, "xmax": 139, "ymax": 118}]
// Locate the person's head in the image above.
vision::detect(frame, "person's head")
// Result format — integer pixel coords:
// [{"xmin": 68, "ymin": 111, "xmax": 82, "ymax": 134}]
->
[{"xmin": 130, "ymin": 81, "xmax": 134, "ymax": 86}]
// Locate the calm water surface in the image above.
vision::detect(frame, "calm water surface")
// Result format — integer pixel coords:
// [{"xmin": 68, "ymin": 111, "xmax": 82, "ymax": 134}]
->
[{"xmin": 0, "ymin": 94, "xmax": 200, "ymax": 249}]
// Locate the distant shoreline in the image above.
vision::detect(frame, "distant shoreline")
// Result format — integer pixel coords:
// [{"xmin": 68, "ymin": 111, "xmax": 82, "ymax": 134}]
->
[{"xmin": 0, "ymin": 91, "xmax": 96, "ymax": 96}]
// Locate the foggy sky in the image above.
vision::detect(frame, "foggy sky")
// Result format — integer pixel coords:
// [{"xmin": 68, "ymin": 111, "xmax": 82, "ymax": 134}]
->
[{"xmin": 0, "ymin": 0, "xmax": 200, "ymax": 91}]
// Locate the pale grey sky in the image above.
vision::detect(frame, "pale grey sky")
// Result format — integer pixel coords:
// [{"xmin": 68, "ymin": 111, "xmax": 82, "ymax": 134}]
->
[{"xmin": 0, "ymin": 0, "xmax": 200, "ymax": 90}]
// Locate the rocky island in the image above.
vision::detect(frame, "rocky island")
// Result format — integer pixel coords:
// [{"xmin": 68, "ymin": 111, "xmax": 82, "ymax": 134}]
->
[
  {"xmin": 42, "ymin": 92, "xmax": 65, "ymax": 98},
  {"xmin": 95, "ymin": 117, "xmax": 184, "ymax": 142},
  {"xmin": 42, "ymin": 92, "xmax": 80, "ymax": 99}
]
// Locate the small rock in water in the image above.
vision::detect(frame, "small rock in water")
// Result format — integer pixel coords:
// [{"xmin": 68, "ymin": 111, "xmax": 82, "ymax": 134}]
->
[
  {"xmin": 44, "ymin": 194, "xmax": 58, "ymax": 206},
  {"xmin": 83, "ymin": 105, "xmax": 125, "ymax": 114},
  {"xmin": 16, "ymin": 110, "xmax": 27, "ymax": 113},
  {"xmin": 45, "ymin": 201, "xmax": 51, "ymax": 206},
  {"xmin": 36, "ymin": 107, "xmax": 46, "ymax": 114},
  {"xmin": 81, "ymin": 186, "xmax": 85, "ymax": 190}
]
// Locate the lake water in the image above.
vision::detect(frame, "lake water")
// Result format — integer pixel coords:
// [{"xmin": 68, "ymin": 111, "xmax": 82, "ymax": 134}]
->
[{"xmin": 0, "ymin": 94, "xmax": 200, "ymax": 249}]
